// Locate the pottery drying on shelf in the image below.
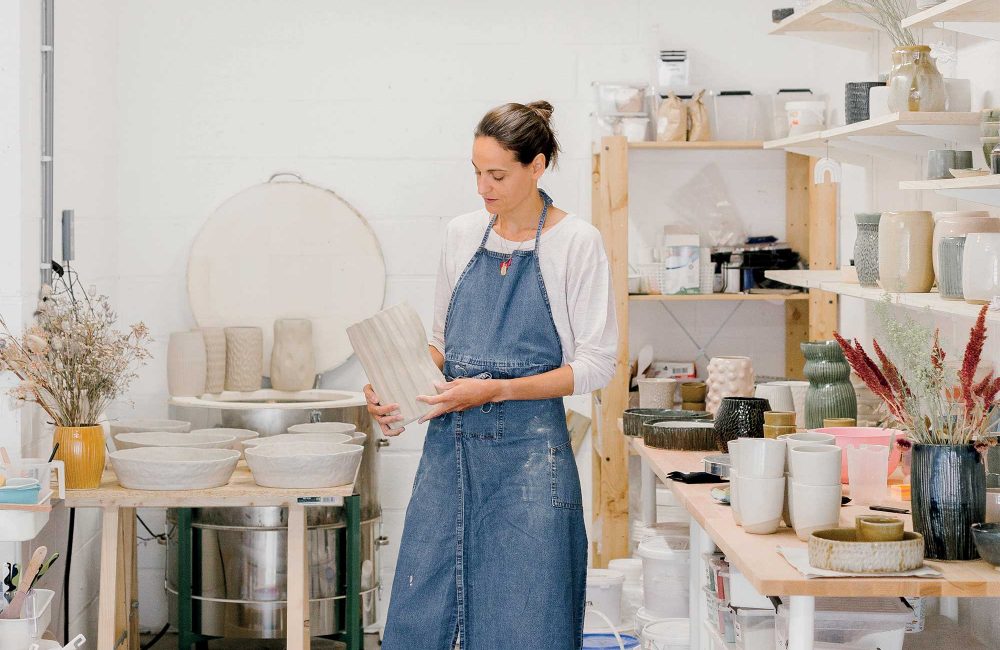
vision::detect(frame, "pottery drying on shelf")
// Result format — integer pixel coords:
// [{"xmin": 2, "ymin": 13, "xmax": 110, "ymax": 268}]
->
[
  {"xmin": 853, "ymin": 213, "xmax": 881, "ymax": 289},
  {"xmin": 931, "ymin": 211, "xmax": 997, "ymax": 281},
  {"xmin": 938, "ymin": 236, "xmax": 967, "ymax": 301},
  {"xmin": 109, "ymin": 447, "xmax": 240, "ymax": 491},
  {"xmin": 963, "ymin": 233, "xmax": 1000, "ymax": 305},
  {"xmin": 109, "ymin": 419, "xmax": 192, "ymax": 435},
  {"xmin": 244, "ymin": 441, "xmax": 363, "ymax": 489},
  {"xmin": 347, "ymin": 302, "xmax": 445, "ymax": 427},
  {"xmin": 225, "ymin": 327, "xmax": 264, "ymax": 392},
  {"xmin": 200, "ymin": 327, "xmax": 227, "ymax": 393},
  {"xmin": 706, "ymin": 356, "xmax": 755, "ymax": 415},
  {"xmin": 878, "ymin": 211, "xmax": 934, "ymax": 293},
  {"xmin": 808, "ymin": 528, "xmax": 924, "ymax": 573},
  {"xmin": 114, "ymin": 431, "xmax": 236, "ymax": 451},
  {"xmin": 242, "ymin": 432, "xmax": 353, "ymax": 451},
  {"xmin": 270, "ymin": 318, "xmax": 316, "ymax": 392},
  {"xmin": 167, "ymin": 331, "xmax": 207, "ymax": 397},
  {"xmin": 644, "ymin": 421, "xmax": 716, "ymax": 451},
  {"xmin": 190, "ymin": 428, "xmax": 259, "ymax": 454},
  {"xmin": 288, "ymin": 422, "xmax": 365, "ymax": 444},
  {"xmin": 767, "ymin": 380, "xmax": 809, "ymax": 429}
]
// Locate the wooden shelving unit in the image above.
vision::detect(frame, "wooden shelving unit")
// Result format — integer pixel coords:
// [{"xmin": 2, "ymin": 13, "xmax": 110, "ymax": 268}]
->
[
  {"xmin": 899, "ymin": 174, "xmax": 1000, "ymax": 207},
  {"xmin": 902, "ymin": 0, "xmax": 1000, "ymax": 39}
]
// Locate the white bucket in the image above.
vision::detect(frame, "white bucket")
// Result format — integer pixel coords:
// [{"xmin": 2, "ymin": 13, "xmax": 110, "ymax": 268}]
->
[
  {"xmin": 621, "ymin": 117, "xmax": 650, "ymax": 143},
  {"xmin": 631, "ymin": 521, "xmax": 690, "ymax": 554},
  {"xmin": 609, "ymin": 558, "xmax": 644, "ymax": 585},
  {"xmin": 642, "ymin": 618, "xmax": 691, "ymax": 650},
  {"xmin": 786, "ymin": 101, "xmax": 826, "ymax": 136},
  {"xmin": 634, "ymin": 607, "xmax": 668, "ymax": 637},
  {"xmin": 585, "ymin": 569, "xmax": 626, "ymax": 631},
  {"xmin": 637, "ymin": 540, "xmax": 690, "ymax": 618}
]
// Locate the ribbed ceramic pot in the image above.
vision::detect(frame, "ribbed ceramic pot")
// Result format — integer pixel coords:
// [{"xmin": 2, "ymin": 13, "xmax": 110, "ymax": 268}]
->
[
  {"xmin": 854, "ymin": 213, "xmax": 881, "ymax": 288},
  {"xmin": 931, "ymin": 211, "xmax": 997, "ymax": 281},
  {"xmin": 706, "ymin": 356, "xmax": 755, "ymax": 415},
  {"xmin": 801, "ymin": 341, "xmax": 857, "ymax": 429},
  {"xmin": 270, "ymin": 318, "xmax": 316, "ymax": 391},
  {"xmin": 963, "ymin": 233, "xmax": 1000, "ymax": 305},
  {"xmin": 224, "ymin": 327, "xmax": 264, "ymax": 392},
  {"xmin": 200, "ymin": 327, "xmax": 227, "ymax": 394},
  {"xmin": 878, "ymin": 211, "xmax": 934, "ymax": 293},
  {"xmin": 623, "ymin": 408, "xmax": 712, "ymax": 437},
  {"xmin": 938, "ymin": 236, "xmax": 966, "ymax": 301},
  {"xmin": 54, "ymin": 425, "xmax": 106, "ymax": 489},
  {"xmin": 911, "ymin": 443, "xmax": 985, "ymax": 560},
  {"xmin": 645, "ymin": 421, "xmax": 716, "ymax": 451},
  {"xmin": 713, "ymin": 396, "xmax": 770, "ymax": 452},
  {"xmin": 167, "ymin": 331, "xmax": 207, "ymax": 397}
]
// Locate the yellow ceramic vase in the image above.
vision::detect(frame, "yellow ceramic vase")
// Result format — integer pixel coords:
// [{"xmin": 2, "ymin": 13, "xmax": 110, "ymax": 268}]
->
[{"xmin": 54, "ymin": 425, "xmax": 106, "ymax": 489}]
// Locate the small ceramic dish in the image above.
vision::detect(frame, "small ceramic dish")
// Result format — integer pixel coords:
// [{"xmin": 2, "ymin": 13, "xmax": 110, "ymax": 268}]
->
[
  {"xmin": 645, "ymin": 421, "xmax": 716, "ymax": 451},
  {"xmin": 710, "ymin": 486, "xmax": 731, "ymax": 504},
  {"xmin": 808, "ymin": 528, "xmax": 924, "ymax": 573},
  {"xmin": 0, "ymin": 478, "xmax": 42, "ymax": 505},
  {"xmin": 114, "ymin": 431, "xmax": 236, "ymax": 451},
  {"xmin": 703, "ymin": 453, "xmax": 731, "ymax": 478},
  {"xmin": 950, "ymin": 168, "xmax": 991, "ymax": 178},
  {"xmin": 855, "ymin": 515, "xmax": 904, "ymax": 542},
  {"xmin": 245, "ymin": 442, "xmax": 363, "ymax": 489},
  {"xmin": 971, "ymin": 523, "xmax": 1000, "ymax": 566},
  {"xmin": 109, "ymin": 447, "xmax": 240, "ymax": 491},
  {"xmin": 242, "ymin": 432, "xmax": 353, "ymax": 451}
]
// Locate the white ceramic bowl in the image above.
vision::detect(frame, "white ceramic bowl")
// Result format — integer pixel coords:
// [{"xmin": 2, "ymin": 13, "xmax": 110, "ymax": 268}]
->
[
  {"xmin": 109, "ymin": 419, "xmax": 191, "ymax": 435},
  {"xmin": 244, "ymin": 442, "xmax": 363, "ymax": 489},
  {"xmin": 287, "ymin": 422, "xmax": 357, "ymax": 435},
  {"xmin": 190, "ymin": 428, "xmax": 259, "ymax": 450},
  {"xmin": 242, "ymin": 432, "xmax": 353, "ymax": 451},
  {"xmin": 109, "ymin": 447, "xmax": 240, "ymax": 491},
  {"xmin": 114, "ymin": 431, "xmax": 236, "ymax": 451}
]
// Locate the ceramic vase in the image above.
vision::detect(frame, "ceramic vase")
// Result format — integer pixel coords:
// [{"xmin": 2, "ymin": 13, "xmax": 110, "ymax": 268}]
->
[
  {"xmin": 167, "ymin": 331, "xmax": 207, "ymax": 397},
  {"xmin": 706, "ymin": 356, "xmax": 755, "ymax": 415},
  {"xmin": 754, "ymin": 383, "xmax": 795, "ymax": 413},
  {"xmin": 963, "ymin": 233, "xmax": 1000, "ymax": 304},
  {"xmin": 713, "ymin": 396, "xmax": 770, "ymax": 452},
  {"xmin": 911, "ymin": 443, "xmax": 985, "ymax": 560},
  {"xmin": 270, "ymin": 319, "xmax": 316, "ymax": 392},
  {"xmin": 938, "ymin": 236, "xmax": 966, "ymax": 301},
  {"xmin": 931, "ymin": 211, "xmax": 997, "ymax": 281},
  {"xmin": 224, "ymin": 327, "xmax": 264, "ymax": 392},
  {"xmin": 638, "ymin": 377, "xmax": 676, "ymax": 409},
  {"xmin": 886, "ymin": 45, "xmax": 945, "ymax": 112},
  {"xmin": 347, "ymin": 303, "xmax": 445, "ymax": 427},
  {"xmin": 878, "ymin": 211, "xmax": 934, "ymax": 293},
  {"xmin": 768, "ymin": 380, "xmax": 809, "ymax": 429},
  {"xmin": 802, "ymin": 341, "xmax": 857, "ymax": 429},
  {"xmin": 200, "ymin": 327, "xmax": 227, "ymax": 394},
  {"xmin": 54, "ymin": 425, "xmax": 106, "ymax": 489},
  {"xmin": 854, "ymin": 213, "xmax": 881, "ymax": 288}
]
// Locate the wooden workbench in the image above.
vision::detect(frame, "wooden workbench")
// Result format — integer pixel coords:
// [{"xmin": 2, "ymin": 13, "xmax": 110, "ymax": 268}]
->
[{"xmin": 63, "ymin": 464, "xmax": 356, "ymax": 650}]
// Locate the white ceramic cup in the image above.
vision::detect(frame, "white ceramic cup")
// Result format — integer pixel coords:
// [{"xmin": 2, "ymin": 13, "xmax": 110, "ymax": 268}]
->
[
  {"xmin": 738, "ymin": 475, "xmax": 785, "ymax": 535},
  {"xmin": 778, "ymin": 431, "xmax": 836, "ymax": 471},
  {"xmin": 730, "ymin": 469, "xmax": 743, "ymax": 526},
  {"xmin": 739, "ymin": 438, "xmax": 786, "ymax": 479},
  {"xmin": 788, "ymin": 444, "xmax": 843, "ymax": 486},
  {"xmin": 727, "ymin": 439, "xmax": 743, "ymax": 475},
  {"xmin": 754, "ymin": 384, "xmax": 795, "ymax": 413},
  {"xmin": 767, "ymin": 380, "xmax": 809, "ymax": 428},
  {"xmin": 790, "ymin": 480, "xmax": 843, "ymax": 541},
  {"xmin": 638, "ymin": 377, "xmax": 676, "ymax": 409}
]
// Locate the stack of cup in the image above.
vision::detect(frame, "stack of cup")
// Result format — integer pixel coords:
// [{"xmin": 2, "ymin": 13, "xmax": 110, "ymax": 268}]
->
[
  {"xmin": 777, "ymin": 431, "xmax": 836, "ymax": 528},
  {"xmin": 763, "ymin": 411, "xmax": 797, "ymax": 439},
  {"xmin": 728, "ymin": 438, "xmax": 786, "ymax": 534},
  {"xmin": 847, "ymin": 444, "xmax": 890, "ymax": 506},
  {"xmin": 787, "ymin": 444, "xmax": 843, "ymax": 540},
  {"xmin": 680, "ymin": 381, "xmax": 707, "ymax": 411}
]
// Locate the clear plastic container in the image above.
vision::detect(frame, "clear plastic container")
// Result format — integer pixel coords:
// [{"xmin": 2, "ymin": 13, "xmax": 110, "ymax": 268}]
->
[
  {"xmin": 702, "ymin": 552, "xmax": 724, "ymax": 592},
  {"xmin": 728, "ymin": 567, "xmax": 772, "ymax": 610},
  {"xmin": 733, "ymin": 607, "xmax": 775, "ymax": 650},
  {"xmin": 775, "ymin": 597, "xmax": 912, "ymax": 650},
  {"xmin": 704, "ymin": 589, "xmax": 737, "ymax": 643},
  {"xmin": 0, "ymin": 589, "xmax": 55, "ymax": 649},
  {"xmin": 594, "ymin": 82, "xmax": 652, "ymax": 116},
  {"xmin": 712, "ymin": 91, "xmax": 761, "ymax": 141},
  {"xmin": 708, "ymin": 556, "xmax": 730, "ymax": 600},
  {"xmin": 639, "ymin": 540, "xmax": 690, "ymax": 618}
]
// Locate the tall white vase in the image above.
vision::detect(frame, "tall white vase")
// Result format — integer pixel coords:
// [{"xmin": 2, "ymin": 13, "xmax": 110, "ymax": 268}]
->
[
  {"xmin": 224, "ymin": 327, "xmax": 263, "ymax": 392},
  {"xmin": 706, "ymin": 356, "xmax": 755, "ymax": 415},
  {"xmin": 167, "ymin": 331, "xmax": 207, "ymax": 397},
  {"xmin": 201, "ymin": 327, "xmax": 227, "ymax": 394},
  {"xmin": 347, "ymin": 303, "xmax": 445, "ymax": 427},
  {"xmin": 270, "ymin": 319, "xmax": 316, "ymax": 392}
]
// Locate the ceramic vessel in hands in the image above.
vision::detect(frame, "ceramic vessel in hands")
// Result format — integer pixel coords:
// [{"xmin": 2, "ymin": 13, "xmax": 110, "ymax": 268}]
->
[
  {"xmin": 245, "ymin": 442, "xmax": 363, "ymax": 488},
  {"xmin": 110, "ymin": 447, "xmax": 239, "ymax": 491},
  {"xmin": 706, "ymin": 356, "xmax": 755, "ymax": 415},
  {"xmin": 878, "ymin": 211, "xmax": 934, "ymax": 293}
]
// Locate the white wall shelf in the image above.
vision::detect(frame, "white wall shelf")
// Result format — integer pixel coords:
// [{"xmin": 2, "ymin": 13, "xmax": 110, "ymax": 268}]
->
[
  {"xmin": 769, "ymin": 0, "xmax": 876, "ymax": 50},
  {"xmin": 902, "ymin": 0, "xmax": 1000, "ymax": 40},
  {"xmin": 628, "ymin": 140, "xmax": 765, "ymax": 150},
  {"xmin": 899, "ymin": 174, "xmax": 1000, "ymax": 207}
]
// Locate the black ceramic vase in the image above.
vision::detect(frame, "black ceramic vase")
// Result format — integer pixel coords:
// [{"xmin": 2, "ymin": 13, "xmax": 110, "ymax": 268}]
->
[
  {"xmin": 911, "ymin": 443, "xmax": 986, "ymax": 560},
  {"xmin": 713, "ymin": 397, "xmax": 770, "ymax": 452}
]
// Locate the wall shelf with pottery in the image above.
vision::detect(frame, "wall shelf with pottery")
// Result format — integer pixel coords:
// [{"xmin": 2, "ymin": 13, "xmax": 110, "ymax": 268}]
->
[
  {"xmin": 769, "ymin": 0, "xmax": 877, "ymax": 51},
  {"xmin": 629, "ymin": 293, "xmax": 807, "ymax": 303},
  {"xmin": 628, "ymin": 140, "xmax": 765, "ymax": 151},
  {"xmin": 900, "ymin": 175, "xmax": 1000, "ymax": 208},
  {"xmin": 902, "ymin": 0, "xmax": 1000, "ymax": 40}
]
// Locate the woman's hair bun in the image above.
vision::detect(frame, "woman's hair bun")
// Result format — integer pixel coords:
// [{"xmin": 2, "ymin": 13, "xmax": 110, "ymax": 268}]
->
[
  {"xmin": 525, "ymin": 100, "xmax": 555, "ymax": 123},
  {"xmin": 475, "ymin": 100, "xmax": 560, "ymax": 169}
]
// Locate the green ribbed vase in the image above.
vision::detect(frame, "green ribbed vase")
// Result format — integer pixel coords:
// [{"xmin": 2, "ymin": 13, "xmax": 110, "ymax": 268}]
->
[{"xmin": 802, "ymin": 340, "xmax": 857, "ymax": 429}]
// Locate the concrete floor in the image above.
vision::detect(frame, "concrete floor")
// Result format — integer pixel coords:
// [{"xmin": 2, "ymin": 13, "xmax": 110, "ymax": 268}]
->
[{"xmin": 140, "ymin": 632, "xmax": 382, "ymax": 649}]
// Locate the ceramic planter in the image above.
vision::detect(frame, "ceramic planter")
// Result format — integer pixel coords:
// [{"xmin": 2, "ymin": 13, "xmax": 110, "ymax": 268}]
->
[
  {"xmin": 644, "ymin": 421, "xmax": 716, "ymax": 451},
  {"xmin": 638, "ymin": 377, "xmax": 676, "ymax": 409},
  {"xmin": 801, "ymin": 341, "xmax": 857, "ymax": 429},
  {"xmin": 167, "ymin": 331, "xmax": 207, "ymax": 397},
  {"xmin": 878, "ymin": 211, "xmax": 934, "ymax": 293},
  {"xmin": 963, "ymin": 233, "xmax": 1000, "ymax": 304},
  {"xmin": 623, "ymin": 408, "xmax": 711, "ymax": 437},
  {"xmin": 224, "ymin": 327, "xmax": 264, "ymax": 392},
  {"xmin": 938, "ymin": 236, "xmax": 966, "ymax": 301},
  {"xmin": 887, "ymin": 45, "xmax": 945, "ymax": 112},
  {"xmin": 911, "ymin": 443, "xmax": 985, "ymax": 560},
  {"xmin": 706, "ymin": 356, "xmax": 755, "ymax": 415},
  {"xmin": 854, "ymin": 213, "xmax": 881, "ymax": 288},
  {"xmin": 713, "ymin": 397, "xmax": 770, "ymax": 452},
  {"xmin": 54, "ymin": 425, "xmax": 106, "ymax": 490},
  {"xmin": 270, "ymin": 318, "xmax": 316, "ymax": 392},
  {"xmin": 347, "ymin": 303, "xmax": 445, "ymax": 427},
  {"xmin": 200, "ymin": 327, "xmax": 227, "ymax": 393},
  {"xmin": 931, "ymin": 211, "xmax": 997, "ymax": 281}
]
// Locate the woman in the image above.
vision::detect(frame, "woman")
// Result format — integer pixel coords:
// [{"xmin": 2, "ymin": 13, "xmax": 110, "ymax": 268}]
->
[{"xmin": 365, "ymin": 101, "xmax": 618, "ymax": 649}]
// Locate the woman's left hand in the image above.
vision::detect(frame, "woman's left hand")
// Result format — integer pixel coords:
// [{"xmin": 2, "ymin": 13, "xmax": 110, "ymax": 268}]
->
[{"xmin": 416, "ymin": 378, "xmax": 502, "ymax": 423}]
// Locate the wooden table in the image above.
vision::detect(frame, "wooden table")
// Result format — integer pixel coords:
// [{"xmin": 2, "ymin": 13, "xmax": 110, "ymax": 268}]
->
[
  {"xmin": 630, "ymin": 439, "xmax": 1000, "ymax": 649},
  {"xmin": 64, "ymin": 465, "xmax": 358, "ymax": 650}
]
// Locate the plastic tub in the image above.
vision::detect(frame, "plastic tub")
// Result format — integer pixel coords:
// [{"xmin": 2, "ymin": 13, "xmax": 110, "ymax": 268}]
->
[
  {"xmin": 609, "ymin": 558, "xmax": 643, "ymax": 585},
  {"xmin": 733, "ymin": 607, "xmax": 775, "ymax": 649},
  {"xmin": 634, "ymin": 607, "xmax": 669, "ymax": 636},
  {"xmin": 0, "ymin": 588, "xmax": 55, "ymax": 649},
  {"xmin": 0, "ymin": 478, "xmax": 41, "ymax": 505},
  {"xmin": 708, "ymin": 557, "xmax": 730, "ymax": 600},
  {"xmin": 775, "ymin": 597, "xmax": 911, "ymax": 650},
  {"xmin": 712, "ymin": 91, "xmax": 761, "ymax": 141},
  {"xmin": 811, "ymin": 427, "xmax": 903, "ymax": 483},
  {"xmin": 582, "ymin": 633, "xmax": 641, "ymax": 649},
  {"xmin": 585, "ymin": 569, "xmax": 626, "ymax": 630},
  {"xmin": 641, "ymin": 618, "xmax": 690, "ymax": 650},
  {"xmin": 704, "ymin": 589, "xmax": 736, "ymax": 643},
  {"xmin": 786, "ymin": 100, "xmax": 827, "ymax": 135},
  {"xmin": 631, "ymin": 521, "xmax": 690, "ymax": 555},
  {"xmin": 728, "ymin": 567, "xmax": 771, "ymax": 610},
  {"xmin": 638, "ymin": 539, "xmax": 690, "ymax": 618},
  {"xmin": 0, "ymin": 509, "xmax": 51, "ymax": 542}
]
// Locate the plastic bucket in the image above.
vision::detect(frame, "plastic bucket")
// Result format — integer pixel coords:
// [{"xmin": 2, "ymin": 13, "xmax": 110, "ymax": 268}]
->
[
  {"xmin": 583, "ymin": 633, "xmax": 641, "ymax": 649},
  {"xmin": 786, "ymin": 101, "xmax": 826, "ymax": 135},
  {"xmin": 0, "ymin": 589, "xmax": 55, "ymax": 649},
  {"xmin": 608, "ymin": 558, "xmax": 643, "ymax": 585},
  {"xmin": 637, "ymin": 539, "xmax": 690, "ymax": 618},
  {"xmin": 585, "ymin": 569, "xmax": 626, "ymax": 630},
  {"xmin": 642, "ymin": 618, "xmax": 691, "ymax": 650}
]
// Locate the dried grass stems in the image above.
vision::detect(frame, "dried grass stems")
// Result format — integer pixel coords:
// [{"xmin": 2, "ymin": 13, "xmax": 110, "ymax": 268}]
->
[{"xmin": 841, "ymin": 0, "xmax": 917, "ymax": 47}]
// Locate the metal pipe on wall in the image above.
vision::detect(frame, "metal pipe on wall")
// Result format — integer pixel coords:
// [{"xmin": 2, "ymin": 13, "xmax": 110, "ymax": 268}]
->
[{"xmin": 40, "ymin": 0, "xmax": 54, "ymax": 288}]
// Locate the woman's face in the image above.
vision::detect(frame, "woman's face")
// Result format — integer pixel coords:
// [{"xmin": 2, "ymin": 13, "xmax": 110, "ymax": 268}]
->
[{"xmin": 472, "ymin": 136, "xmax": 544, "ymax": 215}]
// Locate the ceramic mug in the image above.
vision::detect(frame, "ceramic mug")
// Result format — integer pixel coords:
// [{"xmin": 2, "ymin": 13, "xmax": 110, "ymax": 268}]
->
[
  {"xmin": 788, "ymin": 444, "xmax": 843, "ymax": 486},
  {"xmin": 823, "ymin": 417, "xmax": 857, "ymax": 428},
  {"xmin": 739, "ymin": 438, "xmax": 786, "ymax": 479},
  {"xmin": 778, "ymin": 431, "xmax": 836, "ymax": 472},
  {"xmin": 855, "ymin": 515, "xmax": 904, "ymax": 542},
  {"xmin": 681, "ymin": 381, "xmax": 708, "ymax": 402},
  {"xmin": 727, "ymin": 439, "xmax": 743, "ymax": 474},
  {"xmin": 790, "ymin": 480, "xmax": 843, "ymax": 541},
  {"xmin": 739, "ymin": 475, "xmax": 785, "ymax": 535},
  {"xmin": 763, "ymin": 424, "xmax": 797, "ymax": 440},
  {"xmin": 764, "ymin": 411, "xmax": 797, "ymax": 426},
  {"xmin": 638, "ymin": 377, "xmax": 677, "ymax": 409},
  {"xmin": 963, "ymin": 233, "xmax": 1000, "ymax": 305}
]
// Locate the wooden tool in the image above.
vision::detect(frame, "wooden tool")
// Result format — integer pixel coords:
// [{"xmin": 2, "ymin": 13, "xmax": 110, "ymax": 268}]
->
[{"xmin": 0, "ymin": 546, "xmax": 47, "ymax": 619}]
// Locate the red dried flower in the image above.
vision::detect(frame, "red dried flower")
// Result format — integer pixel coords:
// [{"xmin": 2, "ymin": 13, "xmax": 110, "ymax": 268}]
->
[
  {"xmin": 960, "ymin": 306, "xmax": 989, "ymax": 412},
  {"xmin": 896, "ymin": 437, "xmax": 913, "ymax": 451}
]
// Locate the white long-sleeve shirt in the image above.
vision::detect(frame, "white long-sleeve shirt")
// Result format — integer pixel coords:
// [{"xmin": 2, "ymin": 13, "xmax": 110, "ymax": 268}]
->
[{"xmin": 429, "ymin": 209, "xmax": 618, "ymax": 395}]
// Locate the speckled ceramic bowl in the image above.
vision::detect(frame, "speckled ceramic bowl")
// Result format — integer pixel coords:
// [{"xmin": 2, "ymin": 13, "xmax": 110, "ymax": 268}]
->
[
  {"xmin": 808, "ymin": 528, "xmax": 924, "ymax": 573},
  {"xmin": 244, "ymin": 442, "xmax": 363, "ymax": 489}
]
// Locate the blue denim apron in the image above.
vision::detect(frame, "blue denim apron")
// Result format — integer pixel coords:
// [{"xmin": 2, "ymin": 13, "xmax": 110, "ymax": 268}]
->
[{"xmin": 382, "ymin": 190, "xmax": 588, "ymax": 650}]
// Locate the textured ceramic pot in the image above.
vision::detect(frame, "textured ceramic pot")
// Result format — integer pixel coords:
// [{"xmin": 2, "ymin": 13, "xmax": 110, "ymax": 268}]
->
[
  {"xmin": 911, "ymin": 443, "xmax": 985, "ymax": 560},
  {"xmin": 638, "ymin": 377, "xmax": 676, "ymax": 409},
  {"xmin": 878, "ymin": 211, "xmax": 934, "ymax": 293},
  {"xmin": 54, "ymin": 425, "xmax": 106, "ymax": 490},
  {"xmin": 938, "ymin": 236, "xmax": 966, "ymax": 300},
  {"xmin": 167, "ymin": 331, "xmax": 207, "ymax": 398},
  {"xmin": 110, "ymin": 448, "xmax": 240, "ymax": 491},
  {"xmin": 347, "ymin": 303, "xmax": 446, "ymax": 427},
  {"xmin": 200, "ymin": 327, "xmax": 227, "ymax": 394},
  {"xmin": 802, "ymin": 341, "xmax": 857, "ymax": 430},
  {"xmin": 887, "ymin": 45, "xmax": 945, "ymax": 112},
  {"xmin": 931, "ymin": 211, "xmax": 997, "ymax": 280},
  {"xmin": 224, "ymin": 327, "xmax": 264, "ymax": 392},
  {"xmin": 963, "ymin": 233, "xmax": 1000, "ymax": 304},
  {"xmin": 808, "ymin": 529, "xmax": 924, "ymax": 573},
  {"xmin": 644, "ymin": 421, "xmax": 716, "ymax": 451},
  {"xmin": 849, "ymin": 213, "xmax": 879, "ymax": 288},
  {"xmin": 622, "ymin": 408, "xmax": 712, "ymax": 437},
  {"xmin": 754, "ymin": 384, "xmax": 795, "ymax": 413},
  {"xmin": 713, "ymin": 397, "xmax": 770, "ymax": 452},
  {"xmin": 270, "ymin": 318, "xmax": 316, "ymax": 392},
  {"xmin": 972, "ymin": 523, "xmax": 1000, "ymax": 566},
  {"xmin": 244, "ymin": 442, "xmax": 363, "ymax": 489},
  {"xmin": 706, "ymin": 356, "xmax": 755, "ymax": 415}
]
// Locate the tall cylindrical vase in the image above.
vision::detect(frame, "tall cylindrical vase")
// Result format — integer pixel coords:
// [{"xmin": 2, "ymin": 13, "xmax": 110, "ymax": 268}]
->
[
  {"xmin": 938, "ymin": 236, "xmax": 966, "ymax": 301},
  {"xmin": 854, "ymin": 213, "xmax": 881, "ymax": 288},
  {"xmin": 224, "ymin": 327, "xmax": 263, "ymax": 392},
  {"xmin": 878, "ymin": 211, "xmax": 934, "ymax": 293},
  {"xmin": 801, "ymin": 341, "xmax": 857, "ymax": 429},
  {"xmin": 201, "ymin": 327, "xmax": 227, "ymax": 394},
  {"xmin": 911, "ymin": 443, "xmax": 985, "ymax": 560},
  {"xmin": 270, "ymin": 319, "xmax": 316, "ymax": 392},
  {"xmin": 705, "ymin": 356, "xmax": 755, "ymax": 415},
  {"xmin": 167, "ymin": 331, "xmax": 207, "ymax": 397},
  {"xmin": 54, "ymin": 425, "xmax": 106, "ymax": 489}
]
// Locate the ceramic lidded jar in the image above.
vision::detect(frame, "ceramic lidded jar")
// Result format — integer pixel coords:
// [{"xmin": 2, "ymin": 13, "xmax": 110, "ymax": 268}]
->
[
  {"xmin": 853, "ymin": 213, "xmax": 881, "ymax": 289},
  {"xmin": 886, "ymin": 45, "xmax": 945, "ymax": 112},
  {"xmin": 801, "ymin": 340, "xmax": 857, "ymax": 430},
  {"xmin": 931, "ymin": 211, "xmax": 998, "ymax": 281},
  {"xmin": 938, "ymin": 236, "xmax": 967, "ymax": 301},
  {"xmin": 270, "ymin": 318, "xmax": 316, "ymax": 392},
  {"xmin": 963, "ymin": 233, "xmax": 1000, "ymax": 305},
  {"xmin": 878, "ymin": 211, "xmax": 934, "ymax": 293},
  {"xmin": 705, "ymin": 356, "xmax": 755, "ymax": 415}
]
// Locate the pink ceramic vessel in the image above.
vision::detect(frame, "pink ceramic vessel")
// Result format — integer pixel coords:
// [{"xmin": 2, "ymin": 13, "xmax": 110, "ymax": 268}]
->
[{"xmin": 811, "ymin": 426, "xmax": 904, "ymax": 483}]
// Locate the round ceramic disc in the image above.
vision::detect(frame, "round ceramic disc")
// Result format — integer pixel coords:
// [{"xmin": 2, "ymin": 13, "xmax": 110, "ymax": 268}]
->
[{"xmin": 188, "ymin": 177, "xmax": 386, "ymax": 373}]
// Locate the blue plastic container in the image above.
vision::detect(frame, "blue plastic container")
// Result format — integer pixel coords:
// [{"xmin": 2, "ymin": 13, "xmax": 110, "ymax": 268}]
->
[
  {"xmin": 0, "ymin": 478, "xmax": 42, "ymax": 505},
  {"xmin": 582, "ymin": 633, "xmax": 641, "ymax": 649}
]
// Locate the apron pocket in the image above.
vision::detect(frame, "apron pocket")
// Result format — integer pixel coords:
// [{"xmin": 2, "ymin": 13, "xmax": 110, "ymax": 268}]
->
[
  {"xmin": 549, "ymin": 440, "xmax": 583, "ymax": 509},
  {"xmin": 457, "ymin": 401, "xmax": 504, "ymax": 440}
]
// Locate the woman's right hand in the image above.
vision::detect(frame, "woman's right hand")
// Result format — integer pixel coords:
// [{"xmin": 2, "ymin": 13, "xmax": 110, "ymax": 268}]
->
[{"xmin": 364, "ymin": 384, "xmax": 405, "ymax": 436}]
